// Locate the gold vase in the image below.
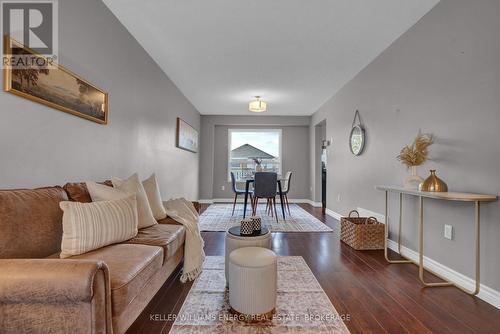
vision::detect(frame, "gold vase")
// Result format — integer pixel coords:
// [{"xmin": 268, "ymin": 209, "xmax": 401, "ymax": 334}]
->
[{"xmin": 419, "ymin": 170, "xmax": 448, "ymax": 192}]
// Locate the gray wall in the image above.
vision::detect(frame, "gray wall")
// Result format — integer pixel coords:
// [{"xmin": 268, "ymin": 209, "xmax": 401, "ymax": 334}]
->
[
  {"xmin": 199, "ymin": 115, "xmax": 310, "ymax": 200},
  {"xmin": 0, "ymin": 0, "xmax": 200, "ymax": 200},
  {"xmin": 311, "ymin": 0, "xmax": 500, "ymax": 290}
]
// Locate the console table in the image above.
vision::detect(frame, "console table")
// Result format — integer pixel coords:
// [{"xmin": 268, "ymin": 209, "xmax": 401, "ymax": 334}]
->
[{"xmin": 375, "ymin": 185, "xmax": 497, "ymax": 295}]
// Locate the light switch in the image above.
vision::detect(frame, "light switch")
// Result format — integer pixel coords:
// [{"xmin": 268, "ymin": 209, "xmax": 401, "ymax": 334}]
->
[{"xmin": 444, "ymin": 224, "xmax": 453, "ymax": 240}]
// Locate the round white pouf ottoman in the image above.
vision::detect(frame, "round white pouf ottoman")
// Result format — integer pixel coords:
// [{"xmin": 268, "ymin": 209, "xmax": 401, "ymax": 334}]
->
[
  {"xmin": 225, "ymin": 227, "xmax": 271, "ymax": 284},
  {"xmin": 228, "ymin": 247, "xmax": 277, "ymax": 321}
]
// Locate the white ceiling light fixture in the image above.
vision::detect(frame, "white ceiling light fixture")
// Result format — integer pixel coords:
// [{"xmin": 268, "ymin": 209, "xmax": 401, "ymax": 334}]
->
[{"xmin": 249, "ymin": 96, "xmax": 267, "ymax": 113}]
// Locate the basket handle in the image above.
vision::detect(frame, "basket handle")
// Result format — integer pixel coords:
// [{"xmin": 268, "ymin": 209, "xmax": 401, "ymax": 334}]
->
[
  {"xmin": 348, "ymin": 210, "xmax": 359, "ymax": 218},
  {"xmin": 365, "ymin": 216, "xmax": 378, "ymax": 224}
]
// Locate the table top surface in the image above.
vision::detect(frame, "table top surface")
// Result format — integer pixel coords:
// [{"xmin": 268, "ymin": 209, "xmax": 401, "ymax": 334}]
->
[
  {"xmin": 228, "ymin": 226, "xmax": 270, "ymax": 237},
  {"xmin": 375, "ymin": 185, "xmax": 497, "ymax": 202}
]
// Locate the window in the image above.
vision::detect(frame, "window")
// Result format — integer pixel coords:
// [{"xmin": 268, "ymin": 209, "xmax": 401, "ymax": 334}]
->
[{"xmin": 228, "ymin": 129, "xmax": 282, "ymax": 181}]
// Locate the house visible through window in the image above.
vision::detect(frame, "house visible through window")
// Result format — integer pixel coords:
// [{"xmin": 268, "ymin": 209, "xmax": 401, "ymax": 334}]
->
[{"xmin": 228, "ymin": 129, "xmax": 282, "ymax": 181}]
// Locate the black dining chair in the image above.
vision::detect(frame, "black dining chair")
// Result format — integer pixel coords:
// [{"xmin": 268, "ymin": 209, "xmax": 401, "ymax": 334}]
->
[
  {"xmin": 281, "ymin": 171, "xmax": 293, "ymax": 214},
  {"xmin": 252, "ymin": 172, "xmax": 278, "ymax": 222},
  {"xmin": 230, "ymin": 172, "xmax": 252, "ymax": 216}
]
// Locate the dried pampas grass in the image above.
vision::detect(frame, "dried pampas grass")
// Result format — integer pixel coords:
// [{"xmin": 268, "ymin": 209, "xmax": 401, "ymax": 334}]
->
[{"xmin": 397, "ymin": 132, "xmax": 434, "ymax": 167}]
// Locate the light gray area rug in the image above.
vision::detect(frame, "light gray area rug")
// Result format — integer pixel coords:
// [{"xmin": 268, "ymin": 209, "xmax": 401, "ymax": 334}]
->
[
  {"xmin": 199, "ymin": 204, "xmax": 332, "ymax": 232},
  {"xmin": 169, "ymin": 256, "xmax": 350, "ymax": 334}
]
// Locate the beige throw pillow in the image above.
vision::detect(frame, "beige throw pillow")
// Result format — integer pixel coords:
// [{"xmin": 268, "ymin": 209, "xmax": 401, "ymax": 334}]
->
[
  {"xmin": 86, "ymin": 181, "xmax": 129, "ymax": 202},
  {"xmin": 142, "ymin": 173, "xmax": 167, "ymax": 220},
  {"xmin": 59, "ymin": 195, "xmax": 138, "ymax": 258},
  {"xmin": 112, "ymin": 173, "xmax": 157, "ymax": 229}
]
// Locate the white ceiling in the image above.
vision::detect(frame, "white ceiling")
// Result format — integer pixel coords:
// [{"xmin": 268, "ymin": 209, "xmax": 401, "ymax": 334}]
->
[{"xmin": 103, "ymin": 0, "xmax": 438, "ymax": 116}]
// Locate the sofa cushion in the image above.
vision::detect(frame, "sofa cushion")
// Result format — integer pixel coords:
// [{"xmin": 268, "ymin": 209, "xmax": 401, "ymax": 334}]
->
[
  {"xmin": 0, "ymin": 186, "xmax": 68, "ymax": 259},
  {"xmin": 124, "ymin": 224, "xmax": 185, "ymax": 264},
  {"xmin": 69, "ymin": 243, "xmax": 163, "ymax": 316},
  {"xmin": 63, "ymin": 180, "xmax": 113, "ymax": 203}
]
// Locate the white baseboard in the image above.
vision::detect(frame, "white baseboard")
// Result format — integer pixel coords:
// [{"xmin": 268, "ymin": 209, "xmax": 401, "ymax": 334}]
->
[
  {"xmin": 356, "ymin": 207, "xmax": 386, "ymax": 224},
  {"xmin": 299, "ymin": 199, "xmax": 322, "ymax": 207},
  {"xmin": 321, "ymin": 208, "xmax": 500, "ymax": 309},
  {"xmin": 387, "ymin": 239, "xmax": 500, "ymax": 309},
  {"xmin": 325, "ymin": 208, "xmax": 342, "ymax": 221},
  {"xmin": 198, "ymin": 199, "xmax": 214, "ymax": 204},
  {"xmin": 309, "ymin": 201, "xmax": 323, "ymax": 207},
  {"xmin": 280, "ymin": 198, "xmax": 313, "ymax": 204},
  {"xmin": 326, "ymin": 207, "xmax": 386, "ymax": 224}
]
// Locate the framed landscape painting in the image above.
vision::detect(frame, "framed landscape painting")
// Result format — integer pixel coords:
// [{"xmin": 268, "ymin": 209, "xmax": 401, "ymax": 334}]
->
[
  {"xmin": 3, "ymin": 37, "xmax": 108, "ymax": 124},
  {"xmin": 176, "ymin": 117, "xmax": 198, "ymax": 153}
]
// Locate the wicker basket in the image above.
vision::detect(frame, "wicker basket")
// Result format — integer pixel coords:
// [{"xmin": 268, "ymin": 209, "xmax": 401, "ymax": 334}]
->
[{"xmin": 340, "ymin": 210, "xmax": 384, "ymax": 250}]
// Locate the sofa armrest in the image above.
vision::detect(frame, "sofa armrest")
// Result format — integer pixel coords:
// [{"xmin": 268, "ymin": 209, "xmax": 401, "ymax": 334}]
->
[
  {"xmin": 0, "ymin": 259, "xmax": 112, "ymax": 334},
  {"xmin": 0, "ymin": 259, "xmax": 107, "ymax": 303}
]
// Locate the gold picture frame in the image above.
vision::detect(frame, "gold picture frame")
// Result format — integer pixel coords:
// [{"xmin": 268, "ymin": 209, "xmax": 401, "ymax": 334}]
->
[
  {"xmin": 3, "ymin": 36, "xmax": 108, "ymax": 124},
  {"xmin": 176, "ymin": 117, "xmax": 198, "ymax": 153}
]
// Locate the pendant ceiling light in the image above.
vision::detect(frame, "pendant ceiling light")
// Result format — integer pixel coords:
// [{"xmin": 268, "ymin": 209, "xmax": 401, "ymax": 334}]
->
[{"xmin": 249, "ymin": 96, "xmax": 267, "ymax": 113}]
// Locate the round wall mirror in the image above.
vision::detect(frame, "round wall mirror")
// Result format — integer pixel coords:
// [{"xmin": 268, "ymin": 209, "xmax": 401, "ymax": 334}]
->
[{"xmin": 349, "ymin": 125, "xmax": 365, "ymax": 155}]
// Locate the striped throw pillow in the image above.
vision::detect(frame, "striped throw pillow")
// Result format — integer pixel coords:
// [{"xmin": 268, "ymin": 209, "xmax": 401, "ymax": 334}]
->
[{"xmin": 59, "ymin": 195, "xmax": 138, "ymax": 258}]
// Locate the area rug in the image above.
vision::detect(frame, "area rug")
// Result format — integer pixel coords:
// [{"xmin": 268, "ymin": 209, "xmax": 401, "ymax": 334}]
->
[
  {"xmin": 199, "ymin": 204, "xmax": 332, "ymax": 232},
  {"xmin": 168, "ymin": 256, "xmax": 350, "ymax": 334}
]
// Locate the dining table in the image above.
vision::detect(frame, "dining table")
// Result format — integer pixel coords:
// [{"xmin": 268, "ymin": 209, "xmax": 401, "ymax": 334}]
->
[{"xmin": 241, "ymin": 177, "xmax": 286, "ymax": 220}]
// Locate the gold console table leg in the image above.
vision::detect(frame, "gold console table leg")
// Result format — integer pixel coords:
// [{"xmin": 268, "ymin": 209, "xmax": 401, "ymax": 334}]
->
[
  {"xmin": 470, "ymin": 201, "xmax": 481, "ymax": 295},
  {"xmin": 418, "ymin": 196, "xmax": 453, "ymax": 287},
  {"xmin": 438, "ymin": 201, "xmax": 480, "ymax": 295},
  {"xmin": 418, "ymin": 197, "xmax": 482, "ymax": 295},
  {"xmin": 384, "ymin": 191, "xmax": 412, "ymax": 264},
  {"xmin": 418, "ymin": 197, "xmax": 481, "ymax": 295}
]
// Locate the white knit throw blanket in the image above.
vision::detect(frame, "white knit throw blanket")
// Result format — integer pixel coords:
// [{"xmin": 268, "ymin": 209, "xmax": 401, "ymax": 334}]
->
[{"xmin": 164, "ymin": 198, "xmax": 205, "ymax": 282}]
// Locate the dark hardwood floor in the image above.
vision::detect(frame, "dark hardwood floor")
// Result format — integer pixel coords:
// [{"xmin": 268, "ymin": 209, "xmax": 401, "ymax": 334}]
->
[{"xmin": 127, "ymin": 204, "xmax": 500, "ymax": 334}]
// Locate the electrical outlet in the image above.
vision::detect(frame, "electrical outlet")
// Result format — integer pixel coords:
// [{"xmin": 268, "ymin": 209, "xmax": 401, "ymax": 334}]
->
[
  {"xmin": 337, "ymin": 194, "xmax": 341, "ymax": 202},
  {"xmin": 444, "ymin": 224, "xmax": 453, "ymax": 240},
  {"xmin": 221, "ymin": 185, "xmax": 225, "ymax": 191}
]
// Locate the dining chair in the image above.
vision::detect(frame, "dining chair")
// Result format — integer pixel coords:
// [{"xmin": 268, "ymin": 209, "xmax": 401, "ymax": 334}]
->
[
  {"xmin": 281, "ymin": 171, "xmax": 293, "ymax": 214},
  {"xmin": 230, "ymin": 172, "xmax": 252, "ymax": 216},
  {"xmin": 252, "ymin": 172, "xmax": 278, "ymax": 222}
]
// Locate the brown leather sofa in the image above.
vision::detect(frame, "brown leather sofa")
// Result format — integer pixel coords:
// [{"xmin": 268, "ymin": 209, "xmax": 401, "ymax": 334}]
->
[{"xmin": 0, "ymin": 182, "xmax": 190, "ymax": 334}]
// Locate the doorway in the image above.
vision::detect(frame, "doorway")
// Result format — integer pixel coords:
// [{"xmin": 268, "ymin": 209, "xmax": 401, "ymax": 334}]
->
[
  {"xmin": 321, "ymin": 140, "xmax": 327, "ymax": 213},
  {"xmin": 314, "ymin": 120, "xmax": 327, "ymax": 213}
]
